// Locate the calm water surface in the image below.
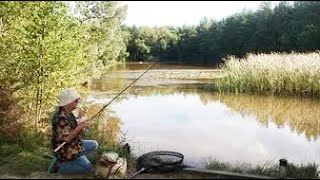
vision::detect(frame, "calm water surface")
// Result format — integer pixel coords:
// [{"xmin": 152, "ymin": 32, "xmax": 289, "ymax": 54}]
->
[{"xmin": 86, "ymin": 62, "xmax": 320, "ymax": 168}]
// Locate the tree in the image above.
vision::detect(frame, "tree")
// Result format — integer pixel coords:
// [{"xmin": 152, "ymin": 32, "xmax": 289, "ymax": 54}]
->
[
  {"xmin": 0, "ymin": 2, "xmax": 88, "ymax": 129},
  {"xmin": 76, "ymin": 1, "xmax": 128, "ymax": 70}
]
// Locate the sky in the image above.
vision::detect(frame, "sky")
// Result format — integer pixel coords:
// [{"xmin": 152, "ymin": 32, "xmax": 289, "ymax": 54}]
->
[{"xmin": 121, "ymin": 1, "xmax": 280, "ymax": 27}]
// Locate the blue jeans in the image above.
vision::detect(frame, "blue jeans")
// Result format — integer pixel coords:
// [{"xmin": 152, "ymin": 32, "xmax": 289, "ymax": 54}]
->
[{"xmin": 48, "ymin": 140, "xmax": 99, "ymax": 174}]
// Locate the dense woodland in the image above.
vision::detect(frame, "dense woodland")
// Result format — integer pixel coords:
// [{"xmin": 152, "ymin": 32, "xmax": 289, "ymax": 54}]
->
[{"xmin": 125, "ymin": 1, "xmax": 320, "ymax": 65}]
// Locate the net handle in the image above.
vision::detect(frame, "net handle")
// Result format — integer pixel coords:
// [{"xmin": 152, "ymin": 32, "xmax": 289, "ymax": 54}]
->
[{"xmin": 128, "ymin": 167, "xmax": 146, "ymax": 179}]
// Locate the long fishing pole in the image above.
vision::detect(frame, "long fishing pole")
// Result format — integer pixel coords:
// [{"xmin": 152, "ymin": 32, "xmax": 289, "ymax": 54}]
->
[
  {"xmin": 91, "ymin": 62, "xmax": 157, "ymax": 120},
  {"xmin": 54, "ymin": 62, "xmax": 158, "ymax": 153}
]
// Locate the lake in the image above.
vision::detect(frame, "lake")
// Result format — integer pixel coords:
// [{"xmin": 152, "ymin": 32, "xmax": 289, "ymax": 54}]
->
[{"xmin": 85, "ymin": 62, "xmax": 320, "ymax": 169}]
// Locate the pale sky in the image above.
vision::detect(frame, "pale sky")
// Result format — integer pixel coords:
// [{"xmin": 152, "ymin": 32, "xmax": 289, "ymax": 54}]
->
[{"xmin": 121, "ymin": 1, "xmax": 280, "ymax": 27}]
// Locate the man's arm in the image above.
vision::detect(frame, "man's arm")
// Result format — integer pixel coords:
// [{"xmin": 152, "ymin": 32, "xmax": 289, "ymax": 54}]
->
[
  {"xmin": 63, "ymin": 125, "xmax": 84, "ymax": 143},
  {"xmin": 56, "ymin": 117, "xmax": 89, "ymax": 143}
]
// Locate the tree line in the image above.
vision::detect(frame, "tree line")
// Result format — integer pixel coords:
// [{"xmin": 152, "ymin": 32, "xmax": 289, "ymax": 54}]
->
[{"xmin": 124, "ymin": 1, "xmax": 320, "ymax": 65}]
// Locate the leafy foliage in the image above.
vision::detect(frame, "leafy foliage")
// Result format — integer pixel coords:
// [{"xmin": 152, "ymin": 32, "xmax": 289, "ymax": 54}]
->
[
  {"xmin": 0, "ymin": 1, "xmax": 127, "ymax": 139},
  {"xmin": 124, "ymin": 1, "xmax": 320, "ymax": 64}
]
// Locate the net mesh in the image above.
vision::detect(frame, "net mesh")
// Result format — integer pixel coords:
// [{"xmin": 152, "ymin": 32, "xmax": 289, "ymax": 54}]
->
[{"xmin": 136, "ymin": 151, "xmax": 185, "ymax": 173}]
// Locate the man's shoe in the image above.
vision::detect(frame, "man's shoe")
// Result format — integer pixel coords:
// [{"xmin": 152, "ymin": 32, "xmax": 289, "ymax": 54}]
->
[{"xmin": 48, "ymin": 158, "xmax": 61, "ymax": 173}]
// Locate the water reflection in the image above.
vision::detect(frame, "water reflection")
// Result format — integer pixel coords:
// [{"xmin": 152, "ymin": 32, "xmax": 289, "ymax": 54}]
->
[
  {"xmin": 86, "ymin": 63, "xmax": 320, "ymax": 168},
  {"xmin": 82, "ymin": 103, "xmax": 122, "ymax": 147},
  {"xmin": 101, "ymin": 93, "xmax": 320, "ymax": 167},
  {"xmin": 215, "ymin": 93, "xmax": 320, "ymax": 142},
  {"xmin": 108, "ymin": 62, "xmax": 216, "ymax": 71}
]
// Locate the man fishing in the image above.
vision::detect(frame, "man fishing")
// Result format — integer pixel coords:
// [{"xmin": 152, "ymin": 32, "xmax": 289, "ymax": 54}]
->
[
  {"xmin": 47, "ymin": 63, "xmax": 156, "ymax": 175},
  {"xmin": 48, "ymin": 88, "xmax": 99, "ymax": 174}
]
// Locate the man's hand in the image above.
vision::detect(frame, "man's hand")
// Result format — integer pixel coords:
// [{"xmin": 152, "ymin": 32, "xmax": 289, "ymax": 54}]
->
[
  {"xmin": 77, "ymin": 116, "xmax": 91, "ymax": 129},
  {"xmin": 77, "ymin": 116, "xmax": 88, "ymax": 123}
]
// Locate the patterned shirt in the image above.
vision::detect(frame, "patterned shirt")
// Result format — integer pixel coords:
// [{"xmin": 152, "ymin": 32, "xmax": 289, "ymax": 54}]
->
[{"xmin": 51, "ymin": 107, "xmax": 83, "ymax": 161}]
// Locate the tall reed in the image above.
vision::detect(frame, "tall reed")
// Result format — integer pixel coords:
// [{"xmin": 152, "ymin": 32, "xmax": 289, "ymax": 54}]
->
[{"xmin": 217, "ymin": 52, "xmax": 320, "ymax": 97}]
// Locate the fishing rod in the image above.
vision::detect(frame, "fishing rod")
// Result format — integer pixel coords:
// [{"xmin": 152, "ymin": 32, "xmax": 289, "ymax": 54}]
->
[{"xmin": 54, "ymin": 62, "xmax": 158, "ymax": 153}]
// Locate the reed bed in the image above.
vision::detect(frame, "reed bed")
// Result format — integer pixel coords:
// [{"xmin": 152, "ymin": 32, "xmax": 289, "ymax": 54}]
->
[{"xmin": 217, "ymin": 52, "xmax": 320, "ymax": 97}]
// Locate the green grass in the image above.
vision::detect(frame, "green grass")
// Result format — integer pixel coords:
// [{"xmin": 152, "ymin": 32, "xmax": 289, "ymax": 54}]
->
[
  {"xmin": 217, "ymin": 52, "xmax": 320, "ymax": 97},
  {"xmin": 204, "ymin": 157, "xmax": 319, "ymax": 179},
  {"xmin": 0, "ymin": 143, "xmax": 133, "ymax": 177},
  {"xmin": 0, "ymin": 143, "xmax": 50, "ymax": 176},
  {"xmin": 0, "ymin": 130, "xmax": 134, "ymax": 177},
  {"xmin": 2, "ymin": 139, "xmax": 319, "ymax": 179}
]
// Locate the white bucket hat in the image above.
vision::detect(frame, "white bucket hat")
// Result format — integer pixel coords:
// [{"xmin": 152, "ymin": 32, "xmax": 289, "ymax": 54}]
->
[{"xmin": 58, "ymin": 88, "xmax": 80, "ymax": 106}]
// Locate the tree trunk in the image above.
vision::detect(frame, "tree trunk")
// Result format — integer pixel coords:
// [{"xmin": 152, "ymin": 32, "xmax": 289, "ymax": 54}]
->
[{"xmin": 36, "ymin": 12, "xmax": 45, "ymax": 130}]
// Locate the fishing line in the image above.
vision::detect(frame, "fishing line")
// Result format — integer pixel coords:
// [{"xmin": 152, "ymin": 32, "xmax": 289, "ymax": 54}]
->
[{"xmin": 54, "ymin": 62, "xmax": 158, "ymax": 152}]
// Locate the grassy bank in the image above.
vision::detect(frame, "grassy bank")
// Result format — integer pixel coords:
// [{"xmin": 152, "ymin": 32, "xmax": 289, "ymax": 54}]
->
[
  {"xmin": 216, "ymin": 52, "xmax": 320, "ymax": 97},
  {"xmin": 0, "ymin": 105, "xmax": 132, "ymax": 177},
  {"xmin": 1, "ymin": 141, "xmax": 319, "ymax": 179},
  {"xmin": 0, "ymin": 139, "xmax": 133, "ymax": 177},
  {"xmin": 205, "ymin": 158, "xmax": 319, "ymax": 179}
]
